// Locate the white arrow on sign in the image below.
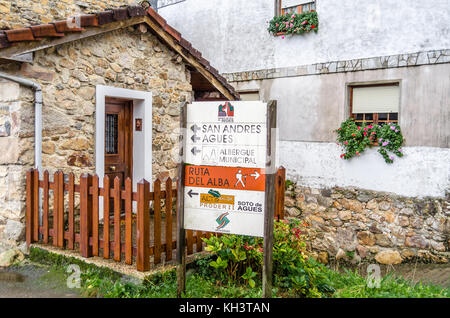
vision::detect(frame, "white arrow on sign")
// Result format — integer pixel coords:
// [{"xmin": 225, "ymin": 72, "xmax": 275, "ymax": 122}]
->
[{"xmin": 250, "ymin": 171, "xmax": 260, "ymax": 180}]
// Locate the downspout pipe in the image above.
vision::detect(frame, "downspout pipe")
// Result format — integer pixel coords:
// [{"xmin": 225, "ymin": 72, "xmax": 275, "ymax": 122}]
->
[{"xmin": 0, "ymin": 72, "xmax": 42, "ymax": 172}]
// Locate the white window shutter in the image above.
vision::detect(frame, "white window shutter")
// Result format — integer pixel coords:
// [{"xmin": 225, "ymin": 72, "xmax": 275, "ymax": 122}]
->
[
  {"xmin": 352, "ymin": 86, "xmax": 400, "ymax": 113},
  {"xmin": 239, "ymin": 92, "xmax": 260, "ymax": 101},
  {"xmin": 282, "ymin": 0, "xmax": 313, "ymax": 9}
]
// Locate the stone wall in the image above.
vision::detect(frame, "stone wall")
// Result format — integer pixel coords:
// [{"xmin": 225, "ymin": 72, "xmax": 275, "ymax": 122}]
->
[
  {"xmin": 0, "ymin": 0, "xmax": 137, "ymax": 29},
  {"xmin": 0, "ymin": 80, "xmax": 34, "ymax": 253},
  {"xmin": 0, "ymin": 24, "xmax": 192, "ymax": 252},
  {"xmin": 284, "ymin": 183, "xmax": 450, "ymax": 264}
]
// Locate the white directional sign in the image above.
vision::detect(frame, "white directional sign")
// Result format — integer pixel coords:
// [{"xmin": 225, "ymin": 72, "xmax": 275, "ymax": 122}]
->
[{"xmin": 183, "ymin": 101, "xmax": 268, "ymax": 237}]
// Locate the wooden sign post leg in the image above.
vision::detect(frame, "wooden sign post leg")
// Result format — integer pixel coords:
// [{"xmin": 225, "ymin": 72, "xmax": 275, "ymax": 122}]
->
[
  {"xmin": 263, "ymin": 100, "xmax": 277, "ymax": 298},
  {"xmin": 176, "ymin": 103, "xmax": 187, "ymax": 298}
]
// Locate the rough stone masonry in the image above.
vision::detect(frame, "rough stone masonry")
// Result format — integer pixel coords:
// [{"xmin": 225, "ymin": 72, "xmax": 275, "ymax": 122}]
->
[{"xmin": 285, "ymin": 183, "xmax": 450, "ymax": 265}]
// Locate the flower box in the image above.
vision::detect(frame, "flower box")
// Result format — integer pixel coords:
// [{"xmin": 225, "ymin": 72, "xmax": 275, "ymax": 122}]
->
[
  {"xmin": 335, "ymin": 119, "xmax": 404, "ymax": 164},
  {"xmin": 268, "ymin": 10, "xmax": 318, "ymax": 37}
]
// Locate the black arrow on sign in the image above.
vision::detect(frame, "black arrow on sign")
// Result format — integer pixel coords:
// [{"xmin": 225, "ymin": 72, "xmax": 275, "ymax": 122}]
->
[
  {"xmin": 187, "ymin": 189, "xmax": 198, "ymax": 198},
  {"xmin": 190, "ymin": 124, "xmax": 201, "ymax": 133},
  {"xmin": 191, "ymin": 147, "xmax": 201, "ymax": 156},
  {"xmin": 191, "ymin": 134, "xmax": 200, "ymax": 143}
]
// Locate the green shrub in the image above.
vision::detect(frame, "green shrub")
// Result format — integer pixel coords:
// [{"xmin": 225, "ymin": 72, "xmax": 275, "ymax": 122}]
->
[{"xmin": 202, "ymin": 219, "xmax": 334, "ymax": 297}]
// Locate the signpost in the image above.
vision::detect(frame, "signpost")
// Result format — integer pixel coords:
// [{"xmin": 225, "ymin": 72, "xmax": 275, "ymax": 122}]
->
[{"xmin": 177, "ymin": 100, "xmax": 277, "ymax": 298}]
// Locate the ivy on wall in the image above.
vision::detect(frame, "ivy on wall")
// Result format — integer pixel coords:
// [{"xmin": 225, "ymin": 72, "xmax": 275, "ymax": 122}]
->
[
  {"xmin": 268, "ymin": 10, "xmax": 318, "ymax": 37},
  {"xmin": 336, "ymin": 119, "xmax": 404, "ymax": 164}
]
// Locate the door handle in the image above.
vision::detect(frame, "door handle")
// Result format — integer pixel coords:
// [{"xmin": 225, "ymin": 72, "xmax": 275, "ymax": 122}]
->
[{"xmin": 109, "ymin": 166, "xmax": 116, "ymax": 171}]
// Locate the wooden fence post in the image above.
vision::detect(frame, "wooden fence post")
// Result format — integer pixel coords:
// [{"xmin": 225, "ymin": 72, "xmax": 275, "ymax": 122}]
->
[
  {"xmin": 26, "ymin": 169, "xmax": 35, "ymax": 247},
  {"xmin": 137, "ymin": 179, "xmax": 150, "ymax": 272},
  {"xmin": 56, "ymin": 171, "xmax": 64, "ymax": 248},
  {"xmin": 67, "ymin": 173, "xmax": 75, "ymax": 250},
  {"xmin": 33, "ymin": 169, "xmax": 39, "ymax": 242},
  {"xmin": 278, "ymin": 166, "xmax": 286, "ymax": 220},
  {"xmin": 154, "ymin": 178, "xmax": 162, "ymax": 265},
  {"xmin": 113, "ymin": 176, "xmax": 121, "ymax": 262},
  {"xmin": 165, "ymin": 177, "xmax": 173, "ymax": 262},
  {"xmin": 125, "ymin": 177, "xmax": 133, "ymax": 265},
  {"xmin": 92, "ymin": 174, "xmax": 100, "ymax": 256},
  {"xmin": 80, "ymin": 173, "xmax": 93, "ymax": 258},
  {"xmin": 42, "ymin": 171, "xmax": 49, "ymax": 244},
  {"xmin": 103, "ymin": 175, "xmax": 111, "ymax": 259}
]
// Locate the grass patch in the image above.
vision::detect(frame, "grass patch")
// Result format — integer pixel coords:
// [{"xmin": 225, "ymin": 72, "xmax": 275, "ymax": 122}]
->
[
  {"xmin": 326, "ymin": 269, "xmax": 449, "ymax": 298},
  {"xmin": 28, "ymin": 247, "xmax": 449, "ymax": 298}
]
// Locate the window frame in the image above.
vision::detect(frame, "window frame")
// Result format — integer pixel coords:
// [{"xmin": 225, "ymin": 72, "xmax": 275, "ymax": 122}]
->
[
  {"xmin": 349, "ymin": 82, "xmax": 400, "ymax": 126},
  {"xmin": 276, "ymin": 0, "xmax": 316, "ymax": 16}
]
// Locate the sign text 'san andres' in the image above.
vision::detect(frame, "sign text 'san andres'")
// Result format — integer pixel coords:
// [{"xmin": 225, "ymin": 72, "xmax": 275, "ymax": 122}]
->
[{"xmin": 200, "ymin": 123, "xmax": 262, "ymax": 143}]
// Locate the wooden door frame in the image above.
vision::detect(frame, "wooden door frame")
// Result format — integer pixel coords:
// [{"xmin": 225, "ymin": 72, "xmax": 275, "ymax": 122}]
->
[{"xmin": 104, "ymin": 97, "xmax": 134, "ymax": 184}]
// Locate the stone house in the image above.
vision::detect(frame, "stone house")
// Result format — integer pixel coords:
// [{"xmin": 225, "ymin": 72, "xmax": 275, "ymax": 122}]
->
[
  {"xmin": 159, "ymin": 0, "xmax": 450, "ymax": 264},
  {"xmin": 0, "ymin": 3, "xmax": 239, "ymax": 253}
]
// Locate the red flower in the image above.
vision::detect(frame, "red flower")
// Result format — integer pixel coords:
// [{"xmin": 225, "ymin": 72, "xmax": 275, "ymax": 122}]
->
[
  {"xmin": 311, "ymin": 25, "xmax": 316, "ymax": 29},
  {"xmin": 363, "ymin": 132, "xmax": 367, "ymax": 136},
  {"xmin": 352, "ymin": 133, "xmax": 356, "ymax": 136}
]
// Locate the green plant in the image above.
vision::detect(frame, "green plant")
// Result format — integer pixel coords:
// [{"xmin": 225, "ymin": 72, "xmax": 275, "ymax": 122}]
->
[
  {"xmin": 268, "ymin": 10, "xmax": 318, "ymax": 36},
  {"xmin": 336, "ymin": 118, "xmax": 404, "ymax": 163},
  {"xmin": 203, "ymin": 234, "xmax": 263, "ymax": 285},
  {"xmin": 202, "ymin": 219, "xmax": 334, "ymax": 297},
  {"xmin": 241, "ymin": 267, "xmax": 257, "ymax": 288}
]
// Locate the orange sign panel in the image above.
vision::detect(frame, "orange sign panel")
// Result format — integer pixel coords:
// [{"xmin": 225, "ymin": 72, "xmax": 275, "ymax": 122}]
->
[{"xmin": 185, "ymin": 165, "xmax": 265, "ymax": 191}]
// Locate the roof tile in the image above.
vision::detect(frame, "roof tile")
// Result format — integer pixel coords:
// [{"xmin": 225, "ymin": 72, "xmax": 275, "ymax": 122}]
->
[
  {"xmin": 79, "ymin": 14, "xmax": 99, "ymax": 27},
  {"xmin": 52, "ymin": 20, "xmax": 85, "ymax": 33},
  {"xmin": 5, "ymin": 28, "xmax": 35, "ymax": 42},
  {"xmin": 163, "ymin": 24, "xmax": 181, "ymax": 41},
  {"xmin": 112, "ymin": 7, "xmax": 130, "ymax": 21},
  {"xmin": 127, "ymin": 5, "xmax": 146, "ymax": 17},
  {"xmin": 0, "ymin": 33, "xmax": 11, "ymax": 49},
  {"xmin": 30, "ymin": 24, "xmax": 65, "ymax": 38},
  {"xmin": 147, "ymin": 7, "xmax": 167, "ymax": 28},
  {"xmin": 97, "ymin": 10, "xmax": 114, "ymax": 25}
]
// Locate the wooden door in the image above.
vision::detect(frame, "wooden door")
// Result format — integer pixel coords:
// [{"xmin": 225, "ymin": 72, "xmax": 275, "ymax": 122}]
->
[{"xmin": 105, "ymin": 98, "xmax": 133, "ymax": 194}]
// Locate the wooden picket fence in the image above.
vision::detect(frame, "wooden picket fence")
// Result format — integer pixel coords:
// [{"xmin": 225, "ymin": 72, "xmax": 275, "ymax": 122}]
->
[{"xmin": 26, "ymin": 167, "xmax": 286, "ymax": 272}]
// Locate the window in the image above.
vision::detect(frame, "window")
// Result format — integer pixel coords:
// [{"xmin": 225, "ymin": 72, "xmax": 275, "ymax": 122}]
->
[
  {"xmin": 239, "ymin": 91, "xmax": 260, "ymax": 101},
  {"xmin": 105, "ymin": 113, "xmax": 118, "ymax": 154},
  {"xmin": 349, "ymin": 83, "xmax": 400, "ymax": 125},
  {"xmin": 278, "ymin": 0, "xmax": 316, "ymax": 15}
]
